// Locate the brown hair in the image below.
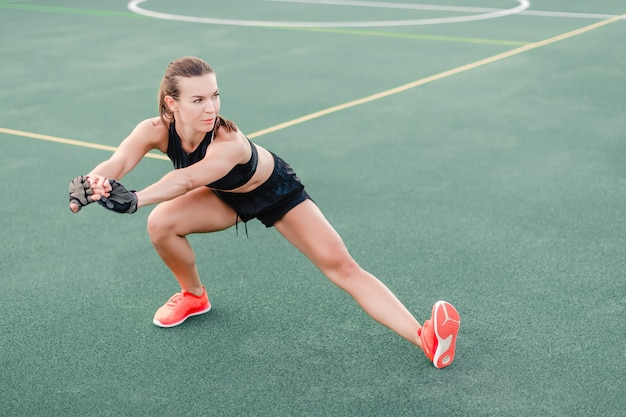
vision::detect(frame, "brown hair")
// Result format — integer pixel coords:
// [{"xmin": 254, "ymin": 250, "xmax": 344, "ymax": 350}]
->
[{"xmin": 158, "ymin": 56, "xmax": 237, "ymax": 133}]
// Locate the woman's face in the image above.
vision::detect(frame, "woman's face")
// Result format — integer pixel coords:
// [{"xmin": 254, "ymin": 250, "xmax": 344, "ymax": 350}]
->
[{"xmin": 169, "ymin": 73, "xmax": 220, "ymax": 132}]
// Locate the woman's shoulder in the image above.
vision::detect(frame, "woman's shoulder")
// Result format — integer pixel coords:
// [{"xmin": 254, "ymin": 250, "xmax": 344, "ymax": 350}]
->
[
  {"xmin": 126, "ymin": 116, "xmax": 168, "ymax": 136},
  {"xmin": 139, "ymin": 117, "xmax": 169, "ymax": 139},
  {"xmin": 211, "ymin": 124, "xmax": 259, "ymax": 163},
  {"xmin": 122, "ymin": 117, "xmax": 170, "ymax": 153},
  {"xmin": 214, "ymin": 122, "xmax": 245, "ymax": 144},
  {"xmin": 141, "ymin": 117, "xmax": 169, "ymax": 135}
]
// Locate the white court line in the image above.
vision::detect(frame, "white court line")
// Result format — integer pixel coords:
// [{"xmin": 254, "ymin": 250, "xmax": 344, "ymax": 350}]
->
[
  {"xmin": 517, "ymin": 10, "xmax": 623, "ymax": 19},
  {"xmin": 128, "ymin": 0, "xmax": 624, "ymax": 27},
  {"xmin": 268, "ymin": 0, "xmax": 517, "ymax": 13},
  {"xmin": 271, "ymin": 0, "xmax": 625, "ymax": 20},
  {"xmin": 127, "ymin": 0, "xmax": 530, "ymax": 27},
  {"xmin": 2, "ymin": 13, "xmax": 623, "ymax": 151}
]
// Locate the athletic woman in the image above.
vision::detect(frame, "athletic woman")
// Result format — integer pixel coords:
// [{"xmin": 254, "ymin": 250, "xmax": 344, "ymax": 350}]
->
[{"xmin": 68, "ymin": 56, "xmax": 460, "ymax": 368}]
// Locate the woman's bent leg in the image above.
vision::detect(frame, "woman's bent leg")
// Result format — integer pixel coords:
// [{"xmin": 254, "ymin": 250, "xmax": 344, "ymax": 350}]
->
[{"xmin": 147, "ymin": 187, "xmax": 237, "ymax": 295}]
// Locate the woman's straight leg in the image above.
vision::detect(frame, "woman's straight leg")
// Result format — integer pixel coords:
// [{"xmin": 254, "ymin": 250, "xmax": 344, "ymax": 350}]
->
[{"xmin": 274, "ymin": 200, "xmax": 424, "ymax": 349}]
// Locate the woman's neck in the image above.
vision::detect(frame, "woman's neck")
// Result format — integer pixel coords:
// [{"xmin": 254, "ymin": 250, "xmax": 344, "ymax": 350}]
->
[{"xmin": 174, "ymin": 122, "xmax": 210, "ymax": 153}]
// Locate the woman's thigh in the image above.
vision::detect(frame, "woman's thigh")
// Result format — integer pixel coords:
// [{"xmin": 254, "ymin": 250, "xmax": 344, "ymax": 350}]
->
[
  {"xmin": 274, "ymin": 200, "xmax": 353, "ymax": 271},
  {"xmin": 147, "ymin": 187, "xmax": 238, "ymax": 236}
]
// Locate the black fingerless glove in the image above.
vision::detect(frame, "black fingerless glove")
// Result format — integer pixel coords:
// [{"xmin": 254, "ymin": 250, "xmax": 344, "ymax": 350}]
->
[{"xmin": 97, "ymin": 180, "xmax": 138, "ymax": 214}]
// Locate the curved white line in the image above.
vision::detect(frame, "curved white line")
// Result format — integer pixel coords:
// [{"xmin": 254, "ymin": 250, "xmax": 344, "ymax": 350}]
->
[{"xmin": 127, "ymin": 0, "xmax": 530, "ymax": 28}]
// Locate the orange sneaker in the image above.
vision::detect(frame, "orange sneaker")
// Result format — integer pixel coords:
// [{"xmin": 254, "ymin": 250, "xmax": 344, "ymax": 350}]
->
[
  {"xmin": 418, "ymin": 300, "xmax": 460, "ymax": 368},
  {"xmin": 153, "ymin": 287, "xmax": 211, "ymax": 328}
]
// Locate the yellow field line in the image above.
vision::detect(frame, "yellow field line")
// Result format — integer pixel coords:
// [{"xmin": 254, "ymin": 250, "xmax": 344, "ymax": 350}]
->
[
  {"xmin": 247, "ymin": 13, "xmax": 624, "ymax": 139},
  {"xmin": 1, "ymin": 13, "xmax": 623, "ymax": 151},
  {"xmin": 0, "ymin": 127, "xmax": 169, "ymax": 160}
]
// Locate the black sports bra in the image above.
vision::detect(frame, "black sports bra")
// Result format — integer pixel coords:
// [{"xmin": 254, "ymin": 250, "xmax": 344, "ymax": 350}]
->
[{"xmin": 166, "ymin": 122, "xmax": 258, "ymax": 190}]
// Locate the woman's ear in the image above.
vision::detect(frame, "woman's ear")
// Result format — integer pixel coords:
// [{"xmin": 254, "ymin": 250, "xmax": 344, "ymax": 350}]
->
[{"xmin": 164, "ymin": 95, "xmax": 177, "ymax": 112}]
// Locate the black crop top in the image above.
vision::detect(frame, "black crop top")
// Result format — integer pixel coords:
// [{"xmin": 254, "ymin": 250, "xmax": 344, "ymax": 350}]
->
[{"xmin": 166, "ymin": 122, "xmax": 258, "ymax": 190}]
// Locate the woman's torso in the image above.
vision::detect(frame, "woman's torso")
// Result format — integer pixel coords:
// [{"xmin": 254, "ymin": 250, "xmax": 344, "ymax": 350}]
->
[{"xmin": 159, "ymin": 118, "xmax": 274, "ymax": 192}]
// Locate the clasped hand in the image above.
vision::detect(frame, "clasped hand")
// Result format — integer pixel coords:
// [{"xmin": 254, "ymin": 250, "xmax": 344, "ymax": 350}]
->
[
  {"xmin": 68, "ymin": 175, "xmax": 111, "ymax": 213},
  {"xmin": 69, "ymin": 175, "xmax": 137, "ymax": 214}
]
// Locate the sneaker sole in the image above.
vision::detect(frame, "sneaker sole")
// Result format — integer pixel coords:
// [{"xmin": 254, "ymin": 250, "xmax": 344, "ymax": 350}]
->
[
  {"xmin": 153, "ymin": 305, "xmax": 212, "ymax": 328},
  {"xmin": 432, "ymin": 300, "xmax": 460, "ymax": 369}
]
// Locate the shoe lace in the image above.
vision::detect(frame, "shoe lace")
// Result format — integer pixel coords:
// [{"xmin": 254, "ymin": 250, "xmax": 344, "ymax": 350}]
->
[{"xmin": 164, "ymin": 292, "xmax": 184, "ymax": 308}]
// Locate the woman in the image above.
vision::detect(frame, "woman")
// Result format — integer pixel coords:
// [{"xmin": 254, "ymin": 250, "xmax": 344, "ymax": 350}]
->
[{"xmin": 69, "ymin": 56, "xmax": 460, "ymax": 368}]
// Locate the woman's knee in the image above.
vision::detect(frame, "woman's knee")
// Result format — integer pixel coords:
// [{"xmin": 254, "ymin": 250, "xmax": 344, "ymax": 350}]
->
[
  {"xmin": 321, "ymin": 252, "xmax": 363, "ymax": 286},
  {"xmin": 146, "ymin": 204, "xmax": 178, "ymax": 243}
]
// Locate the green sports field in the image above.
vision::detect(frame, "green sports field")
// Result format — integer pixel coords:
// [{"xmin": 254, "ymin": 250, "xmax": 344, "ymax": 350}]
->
[{"xmin": 1, "ymin": 1, "xmax": 625, "ymax": 416}]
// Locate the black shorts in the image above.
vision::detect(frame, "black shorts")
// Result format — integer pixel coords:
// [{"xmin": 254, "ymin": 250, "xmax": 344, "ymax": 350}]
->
[{"xmin": 212, "ymin": 153, "xmax": 311, "ymax": 227}]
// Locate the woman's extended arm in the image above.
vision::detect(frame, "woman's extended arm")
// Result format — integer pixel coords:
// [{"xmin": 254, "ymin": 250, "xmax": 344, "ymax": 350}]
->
[
  {"xmin": 88, "ymin": 118, "xmax": 167, "ymax": 180},
  {"xmin": 134, "ymin": 134, "xmax": 246, "ymax": 208},
  {"xmin": 70, "ymin": 118, "xmax": 167, "ymax": 213}
]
